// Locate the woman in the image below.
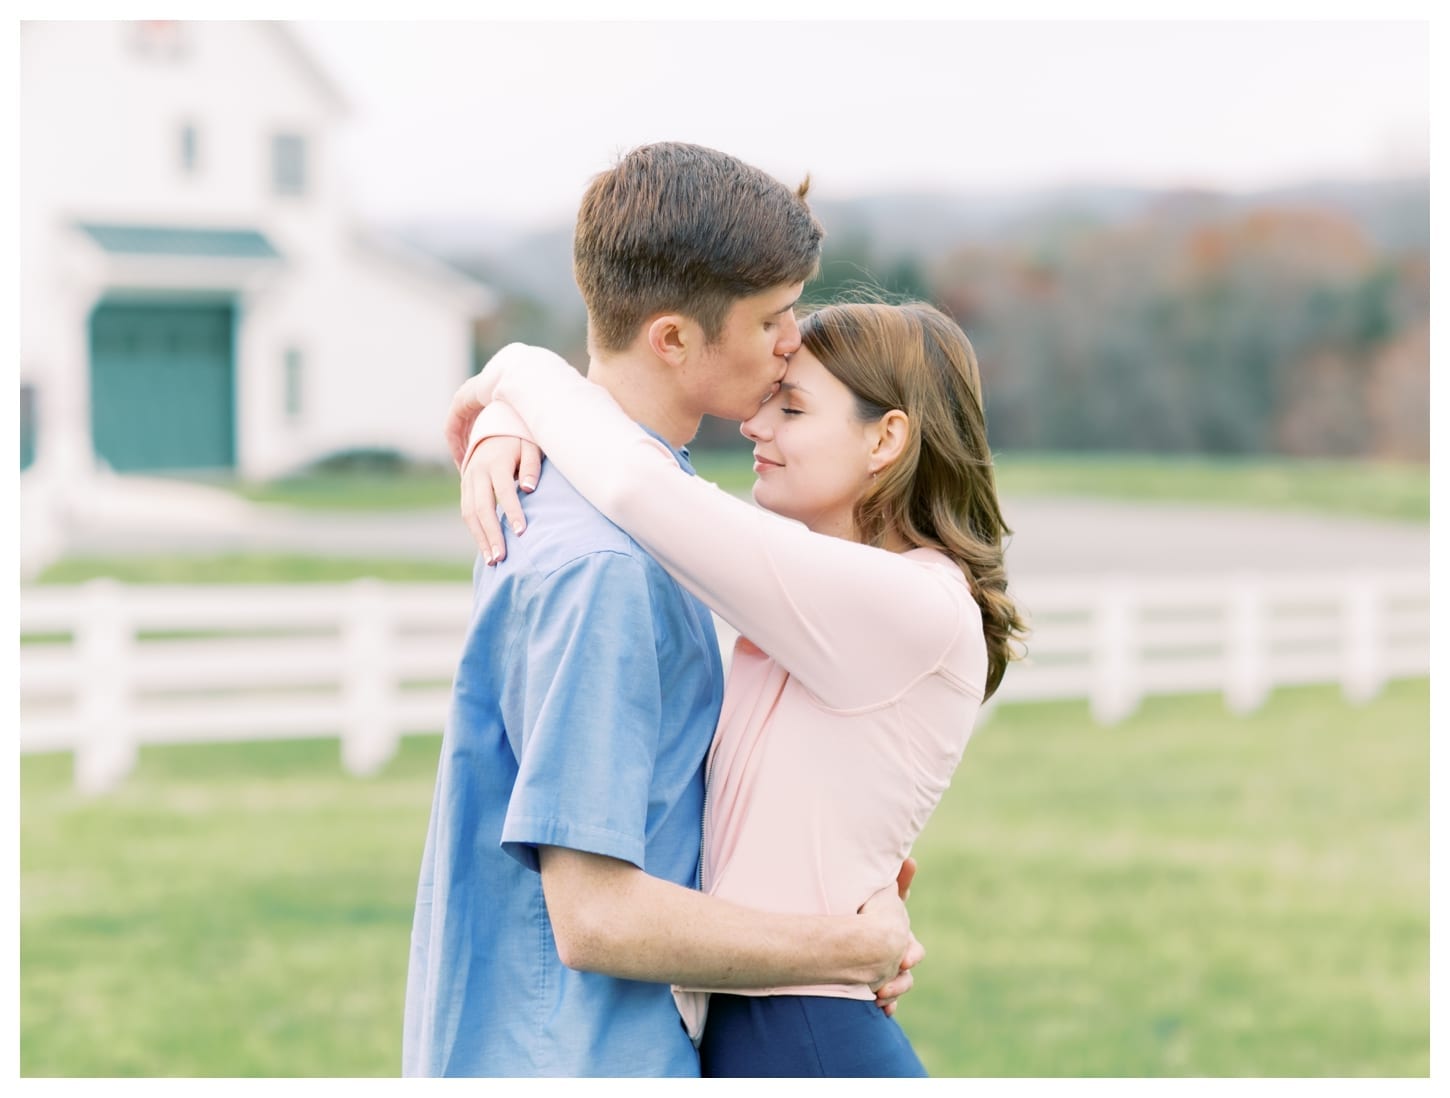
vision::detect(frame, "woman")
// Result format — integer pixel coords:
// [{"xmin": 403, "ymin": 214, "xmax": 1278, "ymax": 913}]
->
[{"xmin": 450, "ymin": 301, "xmax": 1025, "ymax": 1077}]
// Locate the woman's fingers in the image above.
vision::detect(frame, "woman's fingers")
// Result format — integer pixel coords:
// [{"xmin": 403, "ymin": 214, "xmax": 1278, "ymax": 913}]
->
[
  {"xmin": 490, "ymin": 441, "xmax": 528, "ymax": 541},
  {"xmin": 519, "ymin": 441, "xmax": 543, "ymax": 493},
  {"xmin": 462, "ymin": 436, "xmax": 535, "ymax": 563},
  {"xmin": 461, "ymin": 443, "xmax": 505, "ymax": 562}
]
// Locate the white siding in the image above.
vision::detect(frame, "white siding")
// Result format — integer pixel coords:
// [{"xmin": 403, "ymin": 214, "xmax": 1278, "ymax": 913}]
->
[
  {"xmin": 21, "ymin": 22, "xmax": 343, "ymax": 230},
  {"xmin": 236, "ymin": 245, "xmax": 477, "ymax": 479},
  {"xmin": 20, "ymin": 20, "xmax": 490, "ymax": 481}
]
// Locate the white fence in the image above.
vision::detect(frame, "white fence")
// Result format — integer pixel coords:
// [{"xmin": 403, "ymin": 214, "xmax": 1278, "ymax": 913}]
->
[{"xmin": 19, "ymin": 569, "xmax": 1431, "ymax": 794}]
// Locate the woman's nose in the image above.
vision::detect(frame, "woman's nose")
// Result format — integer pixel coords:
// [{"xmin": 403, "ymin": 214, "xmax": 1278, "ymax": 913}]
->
[{"xmin": 740, "ymin": 413, "xmax": 769, "ymax": 443}]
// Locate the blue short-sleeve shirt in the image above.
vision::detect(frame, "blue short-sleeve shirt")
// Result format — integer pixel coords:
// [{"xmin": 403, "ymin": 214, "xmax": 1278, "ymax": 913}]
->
[{"xmin": 401, "ymin": 442, "xmax": 723, "ymax": 1078}]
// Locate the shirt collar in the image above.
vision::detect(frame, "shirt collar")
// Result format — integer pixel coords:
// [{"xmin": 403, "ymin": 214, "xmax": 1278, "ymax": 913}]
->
[{"xmin": 639, "ymin": 424, "xmax": 696, "ymax": 476}]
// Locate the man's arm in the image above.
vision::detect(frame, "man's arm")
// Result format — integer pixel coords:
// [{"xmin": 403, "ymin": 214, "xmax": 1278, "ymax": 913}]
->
[{"xmin": 539, "ymin": 847, "xmax": 911, "ymax": 991}]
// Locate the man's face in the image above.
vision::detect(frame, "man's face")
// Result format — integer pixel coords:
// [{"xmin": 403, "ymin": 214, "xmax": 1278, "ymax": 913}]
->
[{"xmin": 685, "ymin": 282, "xmax": 805, "ymax": 422}]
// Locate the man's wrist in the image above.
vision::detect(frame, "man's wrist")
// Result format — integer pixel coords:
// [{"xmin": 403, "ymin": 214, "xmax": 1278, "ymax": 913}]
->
[{"xmin": 818, "ymin": 910, "xmax": 905, "ymax": 988}]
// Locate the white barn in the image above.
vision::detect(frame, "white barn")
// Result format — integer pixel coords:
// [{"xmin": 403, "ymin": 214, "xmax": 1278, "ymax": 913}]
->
[{"xmin": 19, "ymin": 20, "xmax": 493, "ymax": 484}]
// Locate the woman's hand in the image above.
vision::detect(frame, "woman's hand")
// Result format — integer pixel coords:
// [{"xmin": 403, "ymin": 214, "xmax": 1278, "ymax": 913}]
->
[
  {"xmin": 443, "ymin": 364, "xmax": 543, "ymax": 565},
  {"xmin": 460, "ymin": 435, "xmax": 543, "ymax": 565}
]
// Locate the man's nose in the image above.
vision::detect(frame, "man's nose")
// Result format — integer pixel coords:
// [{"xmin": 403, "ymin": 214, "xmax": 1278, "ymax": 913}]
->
[{"xmin": 777, "ymin": 313, "xmax": 802, "ymax": 356}]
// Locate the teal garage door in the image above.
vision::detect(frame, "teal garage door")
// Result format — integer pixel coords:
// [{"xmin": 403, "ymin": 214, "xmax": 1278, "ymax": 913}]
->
[{"xmin": 89, "ymin": 303, "xmax": 236, "ymax": 471}]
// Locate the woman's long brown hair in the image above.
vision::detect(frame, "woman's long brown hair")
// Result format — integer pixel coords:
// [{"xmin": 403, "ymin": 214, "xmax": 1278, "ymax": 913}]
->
[{"xmin": 800, "ymin": 301, "xmax": 1027, "ymax": 698}]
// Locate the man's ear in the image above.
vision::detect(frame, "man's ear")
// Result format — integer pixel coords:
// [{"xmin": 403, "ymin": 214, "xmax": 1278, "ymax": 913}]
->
[
  {"xmin": 868, "ymin": 410, "xmax": 910, "ymax": 475},
  {"xmin": 645, "ymin": 313, "xmax": 694, "ymax": 367}
]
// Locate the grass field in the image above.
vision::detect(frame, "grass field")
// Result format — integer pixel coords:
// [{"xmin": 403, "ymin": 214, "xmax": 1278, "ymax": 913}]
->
[
  {"xmin": 989, "ymin": 452, "xmax": 1430, "ymax": 524},
  {"xmin": 232, "ymin": 468, "xmax": 462, "ymax": 512},
  {"xmin": 20, "ymin": 679, "xmax": 1428, "ymax": 1077},
  {"xmin": 35, "ymin": 554, "xmax": 475, "ymax": 586},
  {"xmin": 222, "ymin": 452, "xmax": 1430, "ymax": 523}
]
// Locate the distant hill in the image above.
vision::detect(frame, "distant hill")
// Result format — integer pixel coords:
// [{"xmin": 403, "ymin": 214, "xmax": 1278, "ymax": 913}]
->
[{"xmin": 393, "ymin": 176, "xmax": 1427, "ymax": 312}]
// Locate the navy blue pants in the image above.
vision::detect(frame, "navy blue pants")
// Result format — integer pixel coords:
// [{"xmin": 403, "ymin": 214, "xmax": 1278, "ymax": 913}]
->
[{"xmin": 699, "ymin": 994, "xmax": 928, "ymax": 1078}]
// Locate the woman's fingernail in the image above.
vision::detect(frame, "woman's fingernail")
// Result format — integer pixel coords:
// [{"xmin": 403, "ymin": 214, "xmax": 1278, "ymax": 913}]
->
[
  {"xmin": 512, "ymin": 521, "xmax": 524, "ymax": 535},
  {"xmin": 520, "ymin": 481, "xmax": 535, "ymax": 493}
]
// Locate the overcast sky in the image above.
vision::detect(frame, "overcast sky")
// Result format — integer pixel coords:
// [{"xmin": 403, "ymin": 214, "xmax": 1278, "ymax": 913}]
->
[{"xmin": 294, "ymin": 18, "xmax": 1428, "ymax": 230}]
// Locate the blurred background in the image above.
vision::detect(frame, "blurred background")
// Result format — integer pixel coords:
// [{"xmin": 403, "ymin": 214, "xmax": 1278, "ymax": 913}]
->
[{"xmin": 17, "ymin": 17, "xmax": 1430, "ymax": 1078}]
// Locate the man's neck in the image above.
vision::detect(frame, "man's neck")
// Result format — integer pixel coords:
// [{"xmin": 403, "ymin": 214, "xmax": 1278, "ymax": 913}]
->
[{"xmin": 585, "ymin": 350, "xmax": 701, "ymax": 451}]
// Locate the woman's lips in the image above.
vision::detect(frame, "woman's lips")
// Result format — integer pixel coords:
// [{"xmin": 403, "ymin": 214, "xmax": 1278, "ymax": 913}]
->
[{"xmin": 752, "ymin": 454, "xmax": 782, "ymax": 474}]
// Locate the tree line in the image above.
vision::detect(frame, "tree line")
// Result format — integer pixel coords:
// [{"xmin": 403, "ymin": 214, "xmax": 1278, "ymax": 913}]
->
[{"xmin": 474, "ymin": 194, "xmax": 1428, "ymax": 461}]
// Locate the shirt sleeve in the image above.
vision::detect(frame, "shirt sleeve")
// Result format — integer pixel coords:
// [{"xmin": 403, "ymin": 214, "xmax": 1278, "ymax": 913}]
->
[
  {"xmin": 498, "ymin": 551, "xmax": 664, "ymax": 871},
  {"xmin": 477, "ymin": 344, "xmax": 964, "ymax": 712}
]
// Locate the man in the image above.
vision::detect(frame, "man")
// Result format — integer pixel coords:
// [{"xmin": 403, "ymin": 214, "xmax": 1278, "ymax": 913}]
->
[{"xmin": 404, "ymin": 143, "xmax": 916, "ymax": 1078}]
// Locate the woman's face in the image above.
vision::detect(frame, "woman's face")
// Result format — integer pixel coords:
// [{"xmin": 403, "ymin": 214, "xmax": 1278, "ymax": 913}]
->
[{"xmin": 739, "ymin": 347, "xmax": 880, "ymax": 539}]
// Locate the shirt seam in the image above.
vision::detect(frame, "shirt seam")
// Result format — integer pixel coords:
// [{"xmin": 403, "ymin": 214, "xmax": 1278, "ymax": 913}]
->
[
  {"xmin": 799, "ymin": 574, "xmax": 980, "ymax": 715},
  {"xmin": 501, "ymin": 817, "xmax": 648, "ymax": 867}
]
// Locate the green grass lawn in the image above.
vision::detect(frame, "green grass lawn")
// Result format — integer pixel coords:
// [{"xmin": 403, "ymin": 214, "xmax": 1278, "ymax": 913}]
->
[
  {"xmin": 35, "ymin": 554, "xmax": 474, "ymax": 586},
  {"xmin": 231, "ymin": 469, "xmax": 463, "ymax": 512},
  {"xmin": 20, "ymin": 679, "xmax": 1428, "ymax": 1077},
  {"xmin": 990, "ymin": 452, "xmax": 1430, "ymax": 523},
  {"xmin": 216, "ymin": 452, "xmax": 1428, "ymax": 523}
]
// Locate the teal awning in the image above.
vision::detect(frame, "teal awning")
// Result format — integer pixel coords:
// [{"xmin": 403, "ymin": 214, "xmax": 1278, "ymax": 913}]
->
[{"xmin": 77, "ymin": 223, "xmax": 282, "ymax": 260}]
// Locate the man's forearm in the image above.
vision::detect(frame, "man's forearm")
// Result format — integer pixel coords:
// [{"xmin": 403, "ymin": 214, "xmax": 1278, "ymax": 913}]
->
[{"xmin": 539, "ymin": 847, "xmax": 906, "ymax": 990}]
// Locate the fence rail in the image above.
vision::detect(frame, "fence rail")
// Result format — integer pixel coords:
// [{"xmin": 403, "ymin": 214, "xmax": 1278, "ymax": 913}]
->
[{"xmin": 20, "ymin": 569, "xmax": 1431, "ymax": 793}]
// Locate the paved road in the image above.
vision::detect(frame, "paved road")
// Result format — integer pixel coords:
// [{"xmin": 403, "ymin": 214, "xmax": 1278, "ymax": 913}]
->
[{"xmin": 45, "ymin": 478, "xmax": 1429, "ymax": 582}]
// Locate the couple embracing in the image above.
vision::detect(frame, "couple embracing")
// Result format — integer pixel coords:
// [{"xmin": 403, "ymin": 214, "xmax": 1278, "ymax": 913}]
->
[{"xmin": 403, "ymin": 141, "xmax": 1023, "ymax": 1078}]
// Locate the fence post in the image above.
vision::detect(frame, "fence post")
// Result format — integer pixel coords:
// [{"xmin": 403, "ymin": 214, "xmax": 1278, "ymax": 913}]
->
[
  {"xmin": 1090, "ymin": 578, "xmax": 1139, "ymax": 725},
  {"xmin": 1225, "ymin": 574, "xmax": 1269, "ymax": 715},
  {"xmin": 74, "ymin": 578, "xmax": 135, "ymax": 794},
  {"xmin": 1342, "ymin": 577, "xmax": 1384, "ymax": 704},
  {"xmin": 341, "ymin": 578, "xmax": 398, "ymax": 776}
]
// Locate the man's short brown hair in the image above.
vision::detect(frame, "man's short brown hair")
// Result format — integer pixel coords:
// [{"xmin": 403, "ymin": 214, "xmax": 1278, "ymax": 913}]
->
[{"xmin": 573, "ymin": 142, "xmax": 824, "ymax": 353}]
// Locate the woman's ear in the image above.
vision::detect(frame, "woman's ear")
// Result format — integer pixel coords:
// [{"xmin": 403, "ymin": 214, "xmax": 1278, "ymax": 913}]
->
[
  {"xmin": 868, "ymin": 410, "xmax": 910, "ymax": 475},
  {"xmin": 645, "ymin": 313, "xmax": 693, "ymax": 367}
]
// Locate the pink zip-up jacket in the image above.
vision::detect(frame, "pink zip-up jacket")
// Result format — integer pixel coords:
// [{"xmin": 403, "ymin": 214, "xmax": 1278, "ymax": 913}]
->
[{"xmin": 466, "ymin": 345, "xmax": 987, "ymax": 1041}]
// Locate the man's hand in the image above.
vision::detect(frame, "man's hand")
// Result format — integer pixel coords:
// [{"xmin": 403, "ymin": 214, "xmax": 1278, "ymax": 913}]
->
[
  {"xmin": 857, "ymin": 883, "xmax": 913, "ymax": 992},
  {"xmin": 875, "ymin": 932, "xmax": 925, "ymax": 1017},
  {"xmin": 897, "ymin": 855, "xmax": 917, "ymax": 901},
  {"xmin": 875, "ymin": 856, "xmax": 924, "ymax": 1017},
  {"xmin": 460, "ymin": 435, "xmax": 543, "ymax": 565}
]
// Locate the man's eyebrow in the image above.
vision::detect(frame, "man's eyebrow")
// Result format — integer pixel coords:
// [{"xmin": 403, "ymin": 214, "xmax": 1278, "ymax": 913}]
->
[{"xmin": 770, "ymin": 297, "xmax": 800, "ymax": 317}]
